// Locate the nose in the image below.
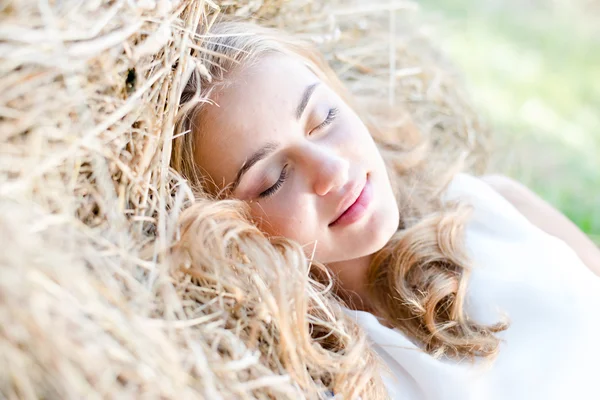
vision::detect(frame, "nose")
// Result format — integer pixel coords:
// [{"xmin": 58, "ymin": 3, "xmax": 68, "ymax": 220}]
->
[{"xmin": 307, "ymin": 146, "xmax": 350, "ymax": 197}]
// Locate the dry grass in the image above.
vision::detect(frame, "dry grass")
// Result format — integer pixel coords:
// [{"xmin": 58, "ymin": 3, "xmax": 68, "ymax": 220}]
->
[{"xmin": 0, "ymin": 0, "xmax": 490, "ymax": 398}]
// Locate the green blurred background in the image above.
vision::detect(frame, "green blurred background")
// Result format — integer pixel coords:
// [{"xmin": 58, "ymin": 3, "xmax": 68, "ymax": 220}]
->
[{"xmin": 418, "ymin": 0, "xmax": 600, "ymax": 243}]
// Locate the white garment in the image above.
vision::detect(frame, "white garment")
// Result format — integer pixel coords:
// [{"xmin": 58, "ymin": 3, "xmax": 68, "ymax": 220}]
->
[{"xmin": 345, "ymin": 173, "xmax": 600, "ymax": 400}]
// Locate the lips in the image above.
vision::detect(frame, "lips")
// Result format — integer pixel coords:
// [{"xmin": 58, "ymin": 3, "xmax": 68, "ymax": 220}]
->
[{"xmin": 329, "ymin": 175, "xmax": 372, "ymax": 227}]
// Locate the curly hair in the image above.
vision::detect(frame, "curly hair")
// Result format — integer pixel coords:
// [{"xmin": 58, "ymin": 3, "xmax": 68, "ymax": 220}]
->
[{"xmin": 170, "ymin": 19, "xmax": 508, "ymax": 394}]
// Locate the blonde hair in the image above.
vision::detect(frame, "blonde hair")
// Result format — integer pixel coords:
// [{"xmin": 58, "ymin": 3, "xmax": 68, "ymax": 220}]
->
[{"xmin": 171, "ymin": 19, "xmax": 508, "ymax": 394}]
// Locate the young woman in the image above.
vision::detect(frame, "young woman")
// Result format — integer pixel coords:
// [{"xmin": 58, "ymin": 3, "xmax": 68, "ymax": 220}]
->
[{"xmin": 171, "ymin": 21, "xmax": 600, "ymax": 399}]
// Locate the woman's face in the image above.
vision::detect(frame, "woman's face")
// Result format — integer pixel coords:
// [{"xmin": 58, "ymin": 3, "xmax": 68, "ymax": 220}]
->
[{"xmin": 195, "ymin": 54, "xmax": 399, "ymax": 263}]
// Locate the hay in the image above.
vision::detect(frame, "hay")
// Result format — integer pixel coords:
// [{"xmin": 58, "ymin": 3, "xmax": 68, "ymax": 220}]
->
[
  {"xmin": 0, "ymin": 0, "xmax": 490, "ymax": 398},
  {"xmin": 259, "ymin": 0, "xmax": 490, "ymax": 172}
]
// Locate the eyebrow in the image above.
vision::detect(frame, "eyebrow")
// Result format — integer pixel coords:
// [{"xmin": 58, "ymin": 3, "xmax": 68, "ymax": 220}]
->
[
  {"xmin": 232, "ymin": 141, "xmax": 280, "ymax": 191},
  {"xmin": 230, "ymin": 84, "xmax": 319, "ymax": 192},
  {"xmin": 295, "ymin": 82, "xmax": 319, "ymax": 120}
]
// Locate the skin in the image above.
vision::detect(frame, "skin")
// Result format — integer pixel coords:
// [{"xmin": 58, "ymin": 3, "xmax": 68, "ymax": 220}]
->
[
  {"xmin": 192, "ymin": 53, "xmax": 600, "ymax": 310},
  {"xmin": 194, "ymin": 54, "xmax": 400, "ymax": 309}
]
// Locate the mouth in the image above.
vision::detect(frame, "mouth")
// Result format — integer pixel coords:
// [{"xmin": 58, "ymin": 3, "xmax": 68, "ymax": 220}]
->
[{"xmin": 329, "ymin": 174, "xmax": 373, "ymax": 227}]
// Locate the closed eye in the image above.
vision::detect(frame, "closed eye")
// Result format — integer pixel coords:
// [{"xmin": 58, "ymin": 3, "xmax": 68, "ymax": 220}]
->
[
  {"xmin": 258, "ymin": 164, "xmax": 289, "ymax": 198},
  {"xmin": 311, "ymin": 107, "xmax": 339, "ymax": 133}
]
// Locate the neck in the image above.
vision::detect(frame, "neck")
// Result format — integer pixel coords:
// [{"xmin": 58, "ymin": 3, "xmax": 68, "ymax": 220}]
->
[{"xmin": 327, "ymin": 253, "xmax": 377, "ymax": 313}]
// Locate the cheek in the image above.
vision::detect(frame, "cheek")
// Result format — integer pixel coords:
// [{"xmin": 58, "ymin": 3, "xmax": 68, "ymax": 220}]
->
[
  {"xmin": 248, "ymin": 192, "xmax": 317, "ymax": 244},
  {"xmin": 336, "ymin": 110, "xmax": 377, "ymax": 156}
]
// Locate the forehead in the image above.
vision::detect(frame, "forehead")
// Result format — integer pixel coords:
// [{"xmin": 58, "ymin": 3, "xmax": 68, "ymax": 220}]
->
[{"xmin": 193, "ymin": 54, "xmax": 319, "ymax": 188}]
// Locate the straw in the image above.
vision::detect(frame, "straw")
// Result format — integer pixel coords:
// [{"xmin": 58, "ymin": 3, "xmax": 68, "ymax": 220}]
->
[{"xmin": 0, "ymin": 0, "xmax": 490, "ymax": 398}]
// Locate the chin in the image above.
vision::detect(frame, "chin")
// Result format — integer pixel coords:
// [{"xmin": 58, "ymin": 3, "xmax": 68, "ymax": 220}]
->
[
  {"xmin": 341, "ymin": 210, "xmax": 397, "ymax": 263},
  {"xmin": 321, "ymin": 199, "xmax": 399, "ymax": 263}
]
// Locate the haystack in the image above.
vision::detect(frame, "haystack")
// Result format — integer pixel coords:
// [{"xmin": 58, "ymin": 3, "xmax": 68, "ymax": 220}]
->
[{"xmin": 0, "ymin": 0, "xmax": 490, "ymax": 398}]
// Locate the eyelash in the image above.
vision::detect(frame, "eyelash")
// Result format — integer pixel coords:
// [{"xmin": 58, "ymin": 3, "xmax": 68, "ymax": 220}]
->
[
  {"xmin": 312, "ymin": 107, "xmax": 339, "ymax": 133},
  {"xmin": 259, "ymin": 164, "xmax": 289, "ymax": 198},
  {"xmin": 256, "ymin": 108, "xmax": 339, "ymax": 199}
]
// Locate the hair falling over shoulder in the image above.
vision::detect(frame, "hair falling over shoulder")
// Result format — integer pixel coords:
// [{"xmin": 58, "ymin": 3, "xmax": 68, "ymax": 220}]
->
[{"xmin": 170, "ymin": 19, "xmax": 508, "ymax": 397}]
